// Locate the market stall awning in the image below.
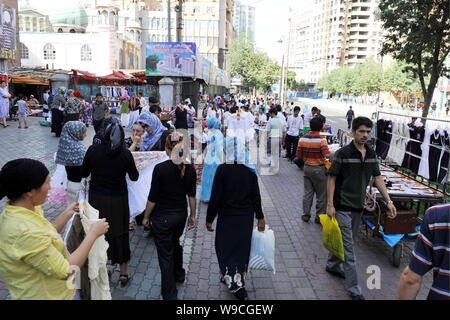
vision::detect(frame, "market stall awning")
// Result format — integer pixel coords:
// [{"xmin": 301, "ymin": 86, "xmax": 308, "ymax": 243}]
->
[
  {"xmin": 72, "ymin": 69, "xmax": 98, "ymax": 81},
  {"xmin": 98, "ymin": 70, "xmax": 146, "ymax": 83},
  {"xmin": 10, "ymin": 76, "xmax": 49, "ymax": 85}
]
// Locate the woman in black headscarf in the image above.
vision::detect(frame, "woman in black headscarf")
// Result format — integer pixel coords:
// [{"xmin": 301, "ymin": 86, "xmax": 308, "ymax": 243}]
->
[{"xmin": 82, "ymin": 120, "xmax": 139, "ymax": 286}]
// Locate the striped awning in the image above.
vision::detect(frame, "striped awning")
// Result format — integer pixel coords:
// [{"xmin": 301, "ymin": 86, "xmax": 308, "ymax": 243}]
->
[{"xmin": 10, "ymin": 76, "xmax": 49, "ymax": 85}]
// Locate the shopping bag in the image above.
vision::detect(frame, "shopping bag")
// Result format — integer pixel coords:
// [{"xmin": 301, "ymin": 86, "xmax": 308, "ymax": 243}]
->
[
  {"xmin": 249, "ymin": 226, "xmax": 276, "ymax": 274},
  {"xmin": 120, "ymin": 113, "xmax": 130, "ymax": 127},
  {"xmin": 319, "ymin": 214, "xmax": 345, "ymax": 261},
  {"xmin": 48, "ymin": 164, "xmax": 68, "ymax": 204}
]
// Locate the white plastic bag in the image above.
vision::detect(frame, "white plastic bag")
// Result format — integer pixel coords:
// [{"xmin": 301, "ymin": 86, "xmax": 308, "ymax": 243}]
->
[
  {"xmin": 48, "ymin": 164, "xmax": 68, "ymax": 204},
  {"xmin": 249, "ymin": 226, "xmax": 276, "ymax": 274}
]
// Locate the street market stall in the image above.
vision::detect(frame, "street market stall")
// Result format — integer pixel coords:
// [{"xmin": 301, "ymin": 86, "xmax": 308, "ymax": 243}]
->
[{"xmin": 334, "ymin": 112, "xmax": 450, "ymax": 267}]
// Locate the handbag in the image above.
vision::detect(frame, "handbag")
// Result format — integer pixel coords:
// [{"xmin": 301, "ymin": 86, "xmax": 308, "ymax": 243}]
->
[{"xmin": 293, "ymin": 157, "xmax": 304, "ymax": 169}]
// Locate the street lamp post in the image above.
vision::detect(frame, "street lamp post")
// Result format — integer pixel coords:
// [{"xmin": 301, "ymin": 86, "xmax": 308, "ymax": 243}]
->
[{"xmin": 167, "ymin": 0, "xmax": 172, "ymax": 42}]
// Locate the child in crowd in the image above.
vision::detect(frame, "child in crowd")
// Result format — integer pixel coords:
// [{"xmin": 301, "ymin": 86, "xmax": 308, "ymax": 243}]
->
[{"xmin": 17, "ymin": 94, "xmax": 29, "ymax": 129}]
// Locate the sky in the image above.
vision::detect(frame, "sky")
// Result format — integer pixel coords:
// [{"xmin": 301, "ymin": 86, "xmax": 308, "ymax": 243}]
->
[{"xmin": 239, "ymin": 0, "xmax": 312, "ymax": 63}]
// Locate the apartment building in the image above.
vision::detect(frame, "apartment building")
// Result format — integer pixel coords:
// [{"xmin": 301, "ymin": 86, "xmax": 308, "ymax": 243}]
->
[
  {"xmin": 289, "ymin": 0, "xmax": 383, "ymax": 84},
  {"xmin": 233, "ymin": 0, "xmax": 256, "ymax": 43}
]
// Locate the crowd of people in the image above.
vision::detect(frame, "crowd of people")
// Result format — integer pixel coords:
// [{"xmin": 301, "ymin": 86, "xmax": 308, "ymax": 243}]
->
[{"xmin": 0, "ymin": 88, "xmax": 448, "ymax": 302}]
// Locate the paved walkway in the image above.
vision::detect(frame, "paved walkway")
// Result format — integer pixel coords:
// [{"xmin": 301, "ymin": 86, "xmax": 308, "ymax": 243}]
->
[{"xmin": 0, "ymin": 116, "xmax": 433, "ymax": 300}]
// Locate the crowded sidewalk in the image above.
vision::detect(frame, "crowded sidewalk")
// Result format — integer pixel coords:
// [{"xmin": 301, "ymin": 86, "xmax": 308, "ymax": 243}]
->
[{"xmin": 0, "ymin": 116, "xmax": 433, "ymax": 300}]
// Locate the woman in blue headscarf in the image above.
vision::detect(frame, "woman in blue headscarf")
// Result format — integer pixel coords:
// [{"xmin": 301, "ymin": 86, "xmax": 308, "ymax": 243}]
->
[
  {"xmin": 138, "ymin": 112, "xmax": 170, "ymax": 151},
  {"xmin": 206, "ymin": 136, "xmax": 265, "ymax": 300},
  {"xmin": 200, "ymin": 117, "xmax": 224, "ymax": 202}
]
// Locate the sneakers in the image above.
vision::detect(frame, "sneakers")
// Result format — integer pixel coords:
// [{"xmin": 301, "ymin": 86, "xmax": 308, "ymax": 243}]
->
[
  {"xmin": 302, "ymin": 215, "xmax": 321, "ymax": 224},
  {"xmin": 301, "ymin": 215, "xmax": 311, "ymax": 222},
  {"xmin": 325, "ymin": 267, "xmax": 346, "ymax": 279},
  {"xmin": 143, "ymin": 226, "xmax": 152, "ymax": 238},
  {"xmin": 233, "ymin": 288, "xmax": 249, "ymax": 300},
  {"xmin": 350, "ymin": 293, "xmax": 365, "ymax": 300}
]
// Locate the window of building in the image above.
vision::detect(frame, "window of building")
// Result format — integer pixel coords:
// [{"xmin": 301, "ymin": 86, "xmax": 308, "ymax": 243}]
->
[
  {"xmin": 43, "ymin": 43, "xmax": 56, "ymax": 60},
  {"xmin": 39, "ymin": 18, "xmax": 45, "ymax": 32},
  {"xmin": 19, "ymin": 15, "xmax": 24, "ymax": 31},
  {"xmin": 25, "ymin": 17, "xmax": 31, "ymax": 31},
  {"xmin": 32, "ymin": 17, "xmax": 37, "ymax": 32},
  {"xmin": 193, "ymin": 6, "xmax": 201, "ymax": 14},
  {"xmin": 19, "ymin": 43, "xmax": 29, "ymax": 59},
  {"xmin": 207, "ymin": 7, "xmax": 214, "ymax": 14},
  {"xmin": 81, "ymin": 44, "xmax": 92, "ymax": 61},
  {"xmin": 102, "ymin": 10, "xmax": 108, "ymax": 25}
]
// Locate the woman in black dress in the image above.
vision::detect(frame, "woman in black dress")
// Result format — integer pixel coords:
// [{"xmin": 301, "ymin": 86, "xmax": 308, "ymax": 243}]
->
[
  {"xmin": 206, "ymin": 137, "xmax": 266, "ymax": 300},
  {"xmin": 142, "ymin": 132, "xmax": 197, "ymax": 300},
  {"xmin": 82, "ymin": 120, "xmax": 139, "ymax": 286}
]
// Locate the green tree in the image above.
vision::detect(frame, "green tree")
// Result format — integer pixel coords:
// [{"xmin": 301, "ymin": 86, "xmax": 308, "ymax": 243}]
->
[
  {"xmin": 379, "ymin": 0, "xmax": 450, "ymax": 119},
  {"xmin": 229, "ymin": 38, "xmax": 280, "ymax": 92},
  {"xmin": 286, "ymin": 71, "xmax": 297, "ymax": 90}
]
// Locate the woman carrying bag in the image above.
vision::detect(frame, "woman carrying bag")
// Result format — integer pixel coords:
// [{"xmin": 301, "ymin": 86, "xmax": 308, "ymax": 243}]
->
[{"xmin": 206, "ymin": 137, "xmax": 266, "ymax": 300}]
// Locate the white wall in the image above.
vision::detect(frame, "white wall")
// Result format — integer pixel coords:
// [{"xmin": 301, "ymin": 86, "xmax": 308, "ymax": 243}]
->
[{"xmin": 19, "ymin": 31, "xmax": 114, "ymax": 75}]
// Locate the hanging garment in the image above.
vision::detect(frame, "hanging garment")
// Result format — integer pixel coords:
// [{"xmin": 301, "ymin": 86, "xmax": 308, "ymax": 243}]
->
[
  {"xmin": 79, "ymin": 200, "xmax": 112, "ymax": 300},
  {"xmin": 438, "ymin": 130, "xmax": 450, "ymax": 184},
  {"xmin": 387, "ymin": 121, "xmax": 400, "ymax": 163},
  {"xmin": 418, "ymin": 127, "xmax": 434, "ymax": 179},
  {"xmin": 127, "ymin": 152, "xmax": 169, "ymax": 219},
  {"xmin": 375, "ymin": 119, "xmax": 385, "ymax": 158},
  {"xmin": 407, "ymin": 125, "xmax": 425, "ymax": 174},
  {"xmin": 428, "ymin": 130, "xmax": 443, "ymax": 182}
]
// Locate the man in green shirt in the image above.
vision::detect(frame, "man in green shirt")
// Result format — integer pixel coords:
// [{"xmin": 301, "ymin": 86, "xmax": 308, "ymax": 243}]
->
[{"xmin": 326, "ymin": 116, "xmax": 397, "ymax": 300}]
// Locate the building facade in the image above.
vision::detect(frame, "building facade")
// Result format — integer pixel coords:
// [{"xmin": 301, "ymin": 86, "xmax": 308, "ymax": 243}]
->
[
  {"xmin": 18, "ymin": 0, "xmax": 233, "ymax": 74},
  {"xmin": 233, "ymin": 0, "xmax": 255, "ymax": 43},
  {"xmin": 289, "ymin": 0, "xmax": 383, "ymax": 84}
]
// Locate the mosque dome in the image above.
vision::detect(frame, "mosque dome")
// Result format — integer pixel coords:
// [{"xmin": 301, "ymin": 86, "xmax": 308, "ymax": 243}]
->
[{"xmin": 26, "ymin": 0, "xmax": 89, "ymax": 27}]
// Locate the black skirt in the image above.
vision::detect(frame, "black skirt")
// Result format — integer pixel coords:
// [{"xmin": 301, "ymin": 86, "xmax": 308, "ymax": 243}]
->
[
  {"xmin": 88, "ymin": 192, "xmax": 131, "ymax": 265},
  {"xmin": 215, "ymin": 214, "xmax": 254, "ymax": 293},
  {"xmin": 51, "ymin": 109, "xmax": 64, "ymax": 137}
]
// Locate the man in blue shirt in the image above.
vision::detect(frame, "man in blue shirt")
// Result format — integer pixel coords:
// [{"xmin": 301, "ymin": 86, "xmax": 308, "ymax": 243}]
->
[{"xmin": 397, "ymin": 203, "xmax": 450, "ymax": 300}]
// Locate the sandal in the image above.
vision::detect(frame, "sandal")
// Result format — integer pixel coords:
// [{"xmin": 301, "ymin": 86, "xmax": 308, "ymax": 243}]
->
[{"xmin": 119, "ymin": 274, "xmax": 132, "ymax": 286}]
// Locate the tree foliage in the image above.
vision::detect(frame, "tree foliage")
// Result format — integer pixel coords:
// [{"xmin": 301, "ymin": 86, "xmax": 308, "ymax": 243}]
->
[
  {"xmin": 318, "ymin": 59, "xmax": 421, "ymax": 98},
  {"xmin": 229, "ymin": 38, "xmax": 280, "ymax": 92},
  {"xmin": 378, "ymin": 0, "xmax": 450, "ymax": 118}
]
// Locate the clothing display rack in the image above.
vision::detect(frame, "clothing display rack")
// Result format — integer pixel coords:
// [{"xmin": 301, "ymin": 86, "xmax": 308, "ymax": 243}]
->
[{"xmin": 376, "ymin": 111, "xmax": 450, "ymax": 196}]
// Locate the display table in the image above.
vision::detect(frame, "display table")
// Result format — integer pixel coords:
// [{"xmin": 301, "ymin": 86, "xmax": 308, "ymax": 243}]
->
[{"xmin": 362, "ymin": 165, "xmax": 445, "ymax": 267}]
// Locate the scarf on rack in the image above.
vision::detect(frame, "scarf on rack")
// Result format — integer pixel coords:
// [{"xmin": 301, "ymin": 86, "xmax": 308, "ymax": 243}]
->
[
  {"xmin": 56, "ymin": 121, "xmax": 87, "ymax": 167},
  {"xmin": 139, "ymin": 112, "xmax": 168, "ymax": 151}
]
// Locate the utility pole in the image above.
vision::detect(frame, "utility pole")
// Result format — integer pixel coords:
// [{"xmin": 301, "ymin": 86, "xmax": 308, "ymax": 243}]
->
[
  {"xmin": 284, "ymin": 16, "xmax": 293, "ymax": 107},
  {"xmin": 280, "ymin": 55, "xmax": 285, "ymax": 105},
  {"xmin": 167, "ymin": 0, "xmax": 172, "ymax": 42},
  {"xmin": 176, "ymin": 0, "xmax": 183, "ymax": 42}
]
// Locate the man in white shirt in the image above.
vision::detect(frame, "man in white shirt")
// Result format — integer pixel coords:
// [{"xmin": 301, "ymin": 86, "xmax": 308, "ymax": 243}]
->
[
  {"xmin": 285, "ymin": 106, "xmax": 304, "ymax": 161},
  {"xmin": 138, "ymin": 92, "xmax": 149, "ymax": 113},
  {"xmin": 265, "ymin": 108, "xmax": 287, "ymax": 171}
]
